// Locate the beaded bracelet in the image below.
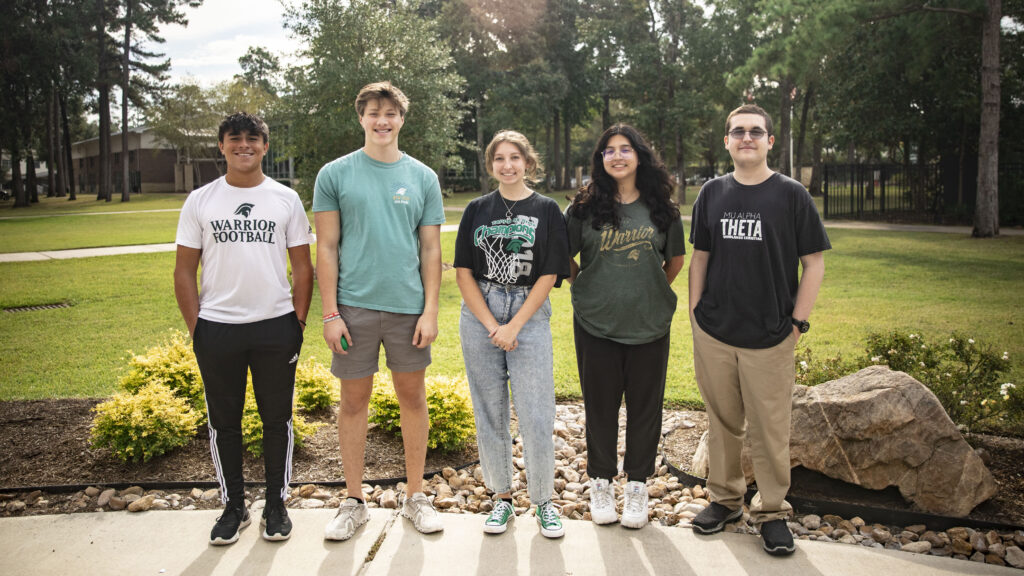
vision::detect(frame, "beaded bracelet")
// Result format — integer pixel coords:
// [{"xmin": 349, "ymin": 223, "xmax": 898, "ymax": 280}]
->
[{"xmin": 323, "ymin": 312, "xmax": 341, "ymax": 324}]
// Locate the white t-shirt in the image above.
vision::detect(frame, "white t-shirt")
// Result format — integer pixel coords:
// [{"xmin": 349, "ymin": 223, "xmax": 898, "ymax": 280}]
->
[{"xmin": 176, "ymin": 176, "xmax": 312, "ymax": 324}]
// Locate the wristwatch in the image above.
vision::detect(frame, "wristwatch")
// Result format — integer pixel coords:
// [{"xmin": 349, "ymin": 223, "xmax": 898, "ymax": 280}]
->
[{"xmin": 792, "ymin": 317, "xmax": 810, "ymax": 334}]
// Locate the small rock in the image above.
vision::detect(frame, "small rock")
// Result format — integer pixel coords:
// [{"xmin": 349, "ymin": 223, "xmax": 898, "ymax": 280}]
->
[
  {"xmin": 648, "ymin": 482, "xmax": 668, "ymax": 499},
  {"xmin": 128, "ymin": 495, "xmax": 155, "ymax": 512},
  {"xmin": 8, "ymin": 501, "xmax": 26, "ymax": 512},
  {"xmin": 85, "ymin": 486, "xmax": 100, "ymax": 497},
  {"xmin": 930, "ymin": 546, "xmax": 952, "ymax": 557},
  {"xmin": 123, "ymin": 494, "xmax": 140, "ymax": 504},
  {"xmin": 902, "ymin": 541, "xmax": 932, "ymax": 554},
  {"xmin": 850, "ymin": 517, "xmax": 865, "ymax": 527},
  {"xmin": 970, "ymin": 551, "xmax": 986, "ymax": 563},
  {"xmin": 380, "ymin": 490, "xmax": 398, "ymax": 509},
  {"xmin": 821, "ymin": 514, "xmax": 843, "ymax": 527},
  {"xmin": 561, "ymin": 491, "xmax": 578, "ymax": 502},
  {"xmin": 904, "ymin": 524, "xmax": 926, "ymax": 535},
  {"xmin": 25, "ymin": 490, "xmax": 42, "ymax": 504},
  {"xmin": 190, "ymin": 488, "xmax": 204, "ymax": 499},
  {"xmin": 985, "ymin": 554, "xmax": 1006, "ymax": 566},
  {"xmin": 989, "ymin": 543, "xmax": 1006, "ymax": 558},
  {"xmin": 985, "ymin": 530, "xmax": 1002, "ymax": 547},
  {"xmin": 298, "ymin": 484, "xmax": 317, "ymax": 498},
  {"xmin": 800, "ymin": 515, "xmax": 821, "ymax": 530},
  {"xmin": 201, "ymin": 489, "xmax": 220, "ymax": 502},
  {"xmin": 435, "ymin": 485, "xmax": 454, "ymax": 500},
  {"xmin": 311, "ymin": 490, "xmax": 333, "ymax": 501},
  {"xmin": 947, "ymin": 526, "xmax": 969, "ymax": 541},
  {"xmin": 150, "ymin": 499, "xmax": 170, "ymax": 510},
  {"xmin": 899, "ymin": 531, "xmax": 918, "ymax": 543},
  {"xmin": 108, "ymin": 496, "xmax": 127, "ymax": 511},
  {"xmin": 951, "ymin": 539, "xmax": 974, "ymax": 556},
  {"xmin": 692, "ymin": 485, "xmax": 705, "ymax": 500},
  {"xmin": 971, "ymin": 531, "xmax": 989, "ymax": 553},
  {"xmin": 121, "ymin": 486, "xmax": 144, "ymax": 497},
  {"xmin": 299, "ymin": 498, "xmax": 325, "ymax": 509},
  {"xmin": 1006, "ymin": 546, "xmax": 1024, "ymax": 569}
]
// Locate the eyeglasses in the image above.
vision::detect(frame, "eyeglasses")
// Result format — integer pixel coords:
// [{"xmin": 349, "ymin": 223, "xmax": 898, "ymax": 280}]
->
[
  {"xmin": 601, "ymin": 147, "xmax": 634, "ymax": 159},
  {"xmin": 728, "ymin": 128, "xmax": 768, "ymax": 140}
]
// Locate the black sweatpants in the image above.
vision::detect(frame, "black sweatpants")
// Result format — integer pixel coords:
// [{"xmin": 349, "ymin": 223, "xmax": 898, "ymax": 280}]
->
[
  {"xmin": 574, "ymin": 318, "xmax": 669, "ymax": 480},
  {"xmin": 193, "ymin": 312, "xmax": 303, "ymax": 506}
]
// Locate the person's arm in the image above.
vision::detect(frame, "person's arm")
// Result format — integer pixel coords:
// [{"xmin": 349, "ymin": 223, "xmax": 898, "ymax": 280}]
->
[
  {"xmin": 791, "ymin": 251, "xmax": 825, "ymax": 341},
  {"xmin": 688, "ymin": 249, "xmax": 709, "ymax": 314},
  {"xmin": 314, "ymin": 210, "xmax": 351, "ymax": 354},
  {"xmin": 288, "ymin": 244, "xmax": 314, "ymax": 328},
  {"xmin": 489, "ymin": 273, "xmax": 557, "ymax": 351},
  {"xmin": 456, "ymin": 267, "xmax": 500, "ymax": 333},
  {"xmin": 568, "ymin": 258, "xmax": 579, "ymax": 284},
  {"xmin": 173, "ymin": 246, "xmax": 202, "ymax": 337},
  {"xmin": 663, "ymin": 254, "xmax": 685, "ymax": 284},
  {"xmin": 413, "ymin": 224, "xmax": 442, "ymax": 348}
]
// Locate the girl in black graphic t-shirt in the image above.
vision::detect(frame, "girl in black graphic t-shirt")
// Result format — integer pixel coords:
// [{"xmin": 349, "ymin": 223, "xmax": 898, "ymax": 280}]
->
[
  {"xmin": 566, "ymin": 124, "xmax": 686, "ymax": 529},
  {"xmin": 454, "ymin": 131, "xmax": 570, "ymax": 538}
]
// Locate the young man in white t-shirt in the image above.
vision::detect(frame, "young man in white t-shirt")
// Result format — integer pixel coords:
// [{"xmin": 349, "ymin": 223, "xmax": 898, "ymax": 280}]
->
[
  {"xmin": 174, "ymin": 112, "xmax": 313, "ymax": 546},
  {"xmin": 313, "ymin": 82, "xmax": 445, "ymax": 540}
]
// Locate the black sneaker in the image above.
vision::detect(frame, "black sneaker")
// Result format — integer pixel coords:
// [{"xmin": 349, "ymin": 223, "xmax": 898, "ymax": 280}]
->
[
  {"xmin": 692, "ymin": 502, "xmax": 742, "ymax": 535},
  {"xmin": 210, "ymin": 504, "xmax": 251, "ymax": 545},
  {"xmin": 760, "ymin": 519, "xmax": 795, "ymax": 555},
  {"xmin": 261, "ymin": 500, "xmax": 292, "ymax": 541}
]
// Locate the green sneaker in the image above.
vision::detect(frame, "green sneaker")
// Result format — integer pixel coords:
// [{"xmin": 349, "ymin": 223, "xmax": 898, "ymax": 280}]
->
[
  {"xmin": 536, "ymin": 501, "xmax": 564, "ymax": 539},
  {"xmin": 484, "ymin": 500, "xmax": 515, "ymax": 534}
]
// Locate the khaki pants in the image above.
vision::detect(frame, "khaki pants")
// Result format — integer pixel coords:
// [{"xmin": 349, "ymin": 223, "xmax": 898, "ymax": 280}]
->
[{"xmin": 690, "ymin": 315, "xmax": 796, "ymax": 523}]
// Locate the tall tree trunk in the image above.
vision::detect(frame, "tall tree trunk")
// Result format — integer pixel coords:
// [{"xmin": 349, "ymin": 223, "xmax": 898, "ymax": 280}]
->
[
  {"xmin": 475, "ymin": 102, "xmax": 487, "ymax": 194},
  {"xmin": 675, "ymin": 129, "xmax": 686, "ymax": 205},
  {"xmin": 563, "ymin": 112, "xmax": 570, "ymax": 189},
  {"xmin": 810, "ymin": 104, "xmax": 824, "ymax": 196},
  {"xmin": 544, "ymin": 122, "xmax": 552, "ymax": 193},
  {"xmin": 60, "ymin": 91, "xmax": 76, "ymax": 200},
  {"xmin": 552, "ymin": 110, "xmax": 561, "ymax": 192},
  {"xmin": 795, "ymin": 84, "xmax": 814, "ymax": 183},
  {"xmin": 26, "ymin": 153, "xmax": 39, "ymax": 203},
  {"xmin": 973, "ymin": 0, "xmax": 1000, "ymax": 237},
  {"xmin": 777, "ymin": 78, "xmax": 793, "ymax": 176},
  {"xmin": 120, "ymin": 0, "xmax": 132, "ymax": 202},
  {"xmin": 47, "ymin": 89, "xmax": 57, "ymax": 198},
  {"xmin": 96, "ymin": 0, "xmax": 111, "ymax": 201}
]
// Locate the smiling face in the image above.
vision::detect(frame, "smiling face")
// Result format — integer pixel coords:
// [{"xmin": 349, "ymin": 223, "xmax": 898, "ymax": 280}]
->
[
  {"xmin": 218, "ymin": 130, "xmax": 267, "ymax": 177},
  {"xmin": 601, "ymin": 134, "xmax": 638, "ymax": 184},
  {"xmin": 359, "ymin": 97, "xmax": 405, "ymax": 150},
  {"xmin": 490, "ymin": 141, "xmax": 529, "ymax": 188},
  {"xmin": 725, "ymin": 113, "xmax": 774, "ymax": 169}
]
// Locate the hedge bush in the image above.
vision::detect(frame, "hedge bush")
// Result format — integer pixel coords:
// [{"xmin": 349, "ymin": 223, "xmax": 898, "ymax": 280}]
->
[
  {"xmin": 294, "ymin": 356, "xmax": 339, "ymax": 412},
  {"xmin": 369, "ymin": 373, "xmax": 475, "ymax": 452},
  {"xmin": 120, "ymin": 330, "xmax": 206, "ymax": 421},
  {"xmin": 90, "ymin": 382, "xmax": 201, "ymax": 462},
  {"xmin": 240, "ymin": 380, "xmax": 322, "ymax": 457}
]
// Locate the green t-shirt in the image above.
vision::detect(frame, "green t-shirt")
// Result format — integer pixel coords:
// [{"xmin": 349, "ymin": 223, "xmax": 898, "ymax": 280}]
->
[
  {"xmin": 312, "ymin": 150, "xmax": 445, "ymax": 314},
  {"xmin": 568, "ymin": 200, "xmax": 686, "ymax": 344}
]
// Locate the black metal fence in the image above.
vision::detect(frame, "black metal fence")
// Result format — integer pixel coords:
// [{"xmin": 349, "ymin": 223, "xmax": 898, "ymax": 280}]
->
[{"xmin": 822, "ymin": 163, "xmax": 942, "ymax": 220}]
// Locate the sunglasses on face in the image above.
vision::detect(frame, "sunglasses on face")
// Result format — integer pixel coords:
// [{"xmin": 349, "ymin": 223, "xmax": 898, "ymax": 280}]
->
[
  {"xmin": 601, "ymin": 147, "xmax": 634, "ymax": 159},
  {"xmin": 728, "ymin": 128, "xmax": 768, "ymax": 140}
]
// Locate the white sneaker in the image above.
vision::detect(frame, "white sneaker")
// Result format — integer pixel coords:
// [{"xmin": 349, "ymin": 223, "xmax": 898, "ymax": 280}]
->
[
  {"xmin": 621, "ymin": 480, "xmax": 649, "ymax": 529},
  {"xmin": 401, "ymin": 492, "xmax": 444, "ymax": 534},
  {"xmin": 324, "ymin": 498, "xmax": 368, "ymax": 541},
  {"xmin": 589, "ymin": 477, "xmax": 617, "ymax": 525}
]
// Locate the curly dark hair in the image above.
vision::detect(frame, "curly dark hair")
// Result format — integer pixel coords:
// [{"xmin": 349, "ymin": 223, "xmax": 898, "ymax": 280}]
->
[
  {"xmin": 568, "ymin": 123, "xmax": 680, "ymax": 232},
  {"xmin": 217, "ymin": 112, "xmax": 269, "ymax": 143}
]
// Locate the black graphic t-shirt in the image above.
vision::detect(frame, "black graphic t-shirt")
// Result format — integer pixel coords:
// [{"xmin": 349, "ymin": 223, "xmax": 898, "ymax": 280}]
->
[
  {"xmin": 689, "ymin": 173, "xmax": 831, "ymax": 349},
  {"xmin": 567, "ymin": 200, "xmax": 686, "ymax": 344},
  {"xmin": 454, "ymin": 190, "xmax": 570, "ymax": 287}
]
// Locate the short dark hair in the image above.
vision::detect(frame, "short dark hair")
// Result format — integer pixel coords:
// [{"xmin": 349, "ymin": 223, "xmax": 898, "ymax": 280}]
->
[
  {"xmin": 726, "ymin": 104, "xmax": 773, "ymax": 136},
  {"xmin": 218, "ymin": 112, "xmax": 269, "ymax": 143},
  {"xmin": 355, "ymin": 81, "xmax": 409, "ymax": 117}
]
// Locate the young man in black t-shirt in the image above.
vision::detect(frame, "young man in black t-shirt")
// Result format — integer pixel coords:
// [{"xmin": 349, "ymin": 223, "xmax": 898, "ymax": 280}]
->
[{"xmin": 688, "ymin": 104, "xmax": 830, "ymax": 556}]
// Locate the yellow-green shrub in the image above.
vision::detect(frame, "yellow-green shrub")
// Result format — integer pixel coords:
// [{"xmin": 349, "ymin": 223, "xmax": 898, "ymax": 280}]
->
[
  {"xmin": 241, "ymin": 381, "xmax": 323, "ymax": 457},
  {"xmin": 294, "ymin": 356, "xmax": 339, "ymax": 412},
  {"xmin": 90, "ymin": 383, "xmax": 201, "ymax": 462},
  {"xmin": 368, "ymin": 373, "xmax": 475, "ymax": 452},
  {"xmin": 119, "ymin": 330, "xmax": 206, "ymax": 421}
]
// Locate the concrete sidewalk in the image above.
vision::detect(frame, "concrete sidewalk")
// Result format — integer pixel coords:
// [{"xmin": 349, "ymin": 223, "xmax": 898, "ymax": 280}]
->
[{"xmin": 0, "ymin": 509, "xmax": 1015, "ymax": 576}]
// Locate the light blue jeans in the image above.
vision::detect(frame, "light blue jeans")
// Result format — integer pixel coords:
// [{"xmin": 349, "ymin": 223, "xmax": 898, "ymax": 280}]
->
[{"xmin": 460, "ymin": 279, "xmax": 556, "ymax": 505}]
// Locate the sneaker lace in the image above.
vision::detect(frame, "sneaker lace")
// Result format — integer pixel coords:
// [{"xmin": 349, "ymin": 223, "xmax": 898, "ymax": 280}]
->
[
  {"xmin": 624, "ymin": 485, "xmax": 646, "ymax": 515},
  {"xmin": 490, "ymin": 500, "xmax": 513, "ymax": 520},
  {"xmin": 217, "ymin": 504, "xmax": 245, "ymax": 525},
  {"xmin": 409, "ymin": 495, "xmax": 437, "ymax": 519},
  {"xmin": 266, "ymin": 500, "xmax": 285, "ymax": 522},
  {"xmin": 591, "ymin": 482, "xmax": 612, "ymax": 509},
  {"xmin": 539, "ymin": 502, "xmax": 560, "ymax": 524}
]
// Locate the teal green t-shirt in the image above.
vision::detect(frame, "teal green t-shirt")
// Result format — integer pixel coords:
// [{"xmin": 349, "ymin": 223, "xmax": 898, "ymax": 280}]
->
[
  {"xmin": 312, "ymin": 150, "xmax": 445, "ymax": 314},
  {"xmin": 568, "ymin": 200, "xmax": 686, "ymax": 344}
]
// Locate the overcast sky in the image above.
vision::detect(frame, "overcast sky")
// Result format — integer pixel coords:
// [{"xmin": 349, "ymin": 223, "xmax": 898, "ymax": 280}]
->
[{"xmin": 159, "ymin": 0, "xmax": 302, "ymax": 86}]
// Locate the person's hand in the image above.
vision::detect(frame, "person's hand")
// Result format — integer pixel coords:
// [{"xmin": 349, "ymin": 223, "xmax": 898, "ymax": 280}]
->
[
  {"xmin": 412, "ymin": 314, "xmax": 438, "ymax": 348},
  {"xmin": 324, "ymin": 317, "xmax": 352, "ymax": 354},
  {"xmin": 792, "ymin": 325, "xmax": 802, "ymax": 343},
  {"xmin": 490, "ymin": 324, "xmax": 520, "ymax": 352}
]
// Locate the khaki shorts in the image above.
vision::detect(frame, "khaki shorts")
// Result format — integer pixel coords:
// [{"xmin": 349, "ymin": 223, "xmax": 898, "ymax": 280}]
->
[{"xmin": 329, "ymin": 305, "xmax": 431, "ymax": 379}]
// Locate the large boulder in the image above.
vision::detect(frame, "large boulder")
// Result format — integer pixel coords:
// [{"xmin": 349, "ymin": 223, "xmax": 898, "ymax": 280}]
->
[{"xmin": 692, "ymin": 365, "xmax": 997, "ymax": 517}]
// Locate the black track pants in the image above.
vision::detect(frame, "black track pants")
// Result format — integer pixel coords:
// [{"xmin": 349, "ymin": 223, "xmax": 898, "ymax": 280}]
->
[
  {"xmin": 192, "ymin": 312, "xmax": 303, "ymax": 506},
  {"xmin": 574, "ymin": 318, "xmax": 669, "ymax": 480}
]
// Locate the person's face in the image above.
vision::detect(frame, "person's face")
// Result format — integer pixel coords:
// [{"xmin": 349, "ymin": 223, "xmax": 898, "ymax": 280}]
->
[
  {"xmin": 491, "ymin": 142, "xmax": 528, "ymax": 187},
  {"xmin": 601, "ymin": 134, "xmax": 638, "ymax": 183},
  {"xmin": 218, "ymin": 130, "xmax": 267, "ymax": 175},
  {"xmin": 724, "ymin": 113, "xmax": 774, "ymax": 167},
  {"xmin": 359, "ymin": 98, "xmax": 404, "ymax": 148}
]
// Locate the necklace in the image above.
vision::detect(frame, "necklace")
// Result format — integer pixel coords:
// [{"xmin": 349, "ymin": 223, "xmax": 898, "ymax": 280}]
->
[{"xmin": 499, "ymin": 191, "xmax": 529, "ymax": 219}]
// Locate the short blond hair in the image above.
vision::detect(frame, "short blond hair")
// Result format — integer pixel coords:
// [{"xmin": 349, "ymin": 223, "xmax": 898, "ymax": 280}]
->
[
  {"xmin": 355, "ymin": 81, "xmax": 409, "ymax": 117},
  {"xmin": 484, "ymin": 130, "xmax": 544, "ymax": 184}
]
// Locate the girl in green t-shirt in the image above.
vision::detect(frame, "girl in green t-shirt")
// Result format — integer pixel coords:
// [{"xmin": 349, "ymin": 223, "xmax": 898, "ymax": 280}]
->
[{"xmin": 566, "ymin": 123, "xmax": 686, "ymax": 529}]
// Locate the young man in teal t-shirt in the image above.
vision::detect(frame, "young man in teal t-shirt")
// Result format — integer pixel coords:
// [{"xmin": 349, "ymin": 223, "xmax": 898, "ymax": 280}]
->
[{"xmin": 313, "ymin": 82, "xmax": 445, "ymax": 541}]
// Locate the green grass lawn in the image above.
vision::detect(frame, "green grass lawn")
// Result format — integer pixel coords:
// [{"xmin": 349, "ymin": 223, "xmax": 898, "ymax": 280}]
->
[{"xmin": 2, "ymin": 228, "xmax": 1022, "ymax": 407}]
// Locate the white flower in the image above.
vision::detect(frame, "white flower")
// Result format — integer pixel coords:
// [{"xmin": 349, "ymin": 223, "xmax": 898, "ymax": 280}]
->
[
  {"xmin": 1003, "ymin": 352, "xmax": 1010, "ymax": 360},
  {"xmin": 888, "ymin": 349, "xmax": 897, "ymax": 355},
  {"xmin": 909, "ymin": 333, "xmax": 917, "ymax": 339},
  {"xmin": 950, "ymin": 338, "xmax": 955, "ymax": 344},
  {"xmin": 871, "ymin": 356, "xmax": 881, "ymax": 363},
  {"xmin": 968, "ymin": 338, "xmax": 975, "ymax": 344},
  {"xmin": 960, "ymin": 400, "xmax": 967, "ymax": 405},
  {"xmin": 1000, "ymin": 383, "xmax": 1016, "ymax": 395},
  {"xmin": 921, "ymin": 344, "xmax": 926, "ymax": 349},
  {"xmin": 799, "ymin": 361, "xmax": 808, "ymax": 370},
  {"xmin": 919, "ymin": 362, "xmax": 925, "ymax": 367},
  {"xmin": 1004, "ymin": 395, "xmax": 1011, "ymax": 401}
]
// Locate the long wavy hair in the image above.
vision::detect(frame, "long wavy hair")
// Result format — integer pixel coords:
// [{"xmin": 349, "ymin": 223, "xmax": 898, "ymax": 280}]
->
[{"xmin": 568, "ymin": 123, "xmax": 680, "ymax": 232}]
